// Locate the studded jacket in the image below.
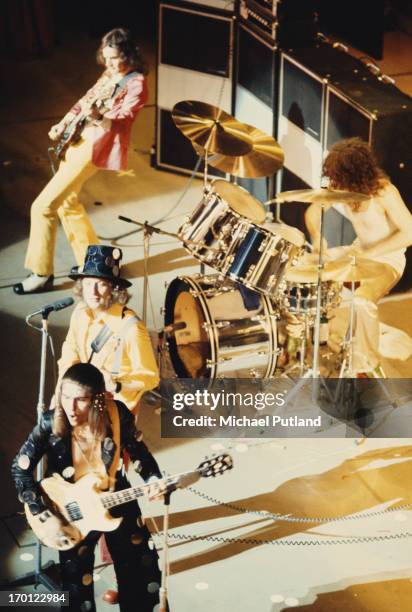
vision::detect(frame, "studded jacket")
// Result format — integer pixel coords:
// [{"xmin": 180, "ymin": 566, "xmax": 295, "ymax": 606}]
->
[{"xmin": 11, "ymin": 401, "xmax": 161, "ymax": 516}]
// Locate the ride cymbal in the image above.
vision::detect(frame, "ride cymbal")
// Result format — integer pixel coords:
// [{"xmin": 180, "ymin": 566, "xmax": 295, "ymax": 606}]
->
[
  {"xmin": 172, "ymin": 100, "xmax": 251, "ymax": 156},
  {"xmin": 194, "ymin": 123, "xmax": 284, "ymax": 178},
  {"xmin": 275, "ymin": 188, "xmax": 369, "ymax": 204}
]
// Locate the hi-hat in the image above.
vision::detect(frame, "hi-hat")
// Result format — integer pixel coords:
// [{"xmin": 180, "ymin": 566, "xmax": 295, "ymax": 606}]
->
[
  {"xmin": 194, "ymin": 123, "xmax": 284, "ymax": 178},
  {"xmin": 275, "ymin": 188, "xmax": 369, "ymax": 204},
  {"xmin": 285, "ymin": 256, "xmax": 389, "ymax": 283},
  {"xmin": 172, "ymin": 100, "xmax": 252, "ymax": 156}
]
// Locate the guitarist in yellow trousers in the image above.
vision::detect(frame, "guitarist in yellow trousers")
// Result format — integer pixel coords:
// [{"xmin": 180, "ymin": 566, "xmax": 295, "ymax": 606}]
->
[
  {"xmin": 12, "ymin": 363, "xmax": 164, "ymax": 612},
  {"xmin": 14, "ymin": 28, "xmax": 148, "ymax": 295}
]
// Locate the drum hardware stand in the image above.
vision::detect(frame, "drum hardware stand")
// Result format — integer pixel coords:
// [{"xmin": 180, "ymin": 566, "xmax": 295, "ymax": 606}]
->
[
  {"xmin": 278, "ymin": 201, "xmax": 335, "ymax": 418},
  {"xmin": 332, "ymin": 261, "xmax": 396, "ymax": 414},
  {"xmin": 264, "ymin": 197, "xmax": 282, "ymax": 223},
  {"xmin": 118, "ymin": 216, "xmax": 187, "ymax": 326},
  {"xmin": 282, "ymin": 316, "xmax": 311, "ymax": 378},
  {"xmin": 203, "ymin": 148, "xmax": 209, "ymax": 191},
  {"xmin": 200, "ymin": 145, "xmax": 212, "ymax": 279}
]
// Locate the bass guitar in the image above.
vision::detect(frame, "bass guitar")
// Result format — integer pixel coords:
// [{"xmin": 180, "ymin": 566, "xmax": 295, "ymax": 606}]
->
[{"xmin": 25, "ymin": 453, "xmax": 233, "ymax": 550}]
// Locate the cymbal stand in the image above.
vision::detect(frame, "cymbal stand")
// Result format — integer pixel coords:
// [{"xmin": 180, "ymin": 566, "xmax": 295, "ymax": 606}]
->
[
  {"xmin": 203, "ymin": 148, "xmax": 209, "ymax": 192},
  {"xmin": 118, "ymin": 216, "xmax": 174, "ymax": 327},
  {"xmin": 337, "ymin": 267, "xmax": 357, "ymax": 380},
  {"xmin": 263, "ymin": 197, "xmax": 282, "ymax": 223},
  {"xmin": 279, "ymin": 202, "xmax": 334, "ymax": 410},
  {"xmin": 282, "ymin": 315, "xmax": 310, "ymax": 377},
  {"xmin": 118, "ymin": 215, "xmax": 221, "ymax": 320}
]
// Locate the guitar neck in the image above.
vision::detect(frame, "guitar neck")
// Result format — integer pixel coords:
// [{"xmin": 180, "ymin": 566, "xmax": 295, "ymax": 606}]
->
[{"xmin": 99, "ymin": 470, "xmax": 198, "ymax": 510}]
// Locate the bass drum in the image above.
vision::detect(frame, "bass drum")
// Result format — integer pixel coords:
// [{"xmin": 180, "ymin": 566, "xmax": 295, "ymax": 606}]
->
[{"xmin": 164, "ymin": 275, "xmax": 278, "ymax": 379}]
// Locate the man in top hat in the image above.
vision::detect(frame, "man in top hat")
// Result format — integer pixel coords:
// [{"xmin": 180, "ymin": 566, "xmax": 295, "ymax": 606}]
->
[{"xmin": 57, "ymin": 244, "xmax": 159, "ymax": 412}]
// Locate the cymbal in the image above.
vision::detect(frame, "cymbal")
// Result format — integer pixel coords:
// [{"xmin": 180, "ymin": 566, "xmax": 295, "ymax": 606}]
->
[
  {"xmin": 172, "ymin": 100, "xmax": 252, "ymax": 156},
  {"xmin": 275, "ymin": 188, "xmax": 369, "ymax": 204},
  {"xmin": 285, "ymin": 256, "xmax": 389, "ymax": 283},
  {"xmin": 194, "ymin": 123, "xmax": 284, "ymax": 178}
]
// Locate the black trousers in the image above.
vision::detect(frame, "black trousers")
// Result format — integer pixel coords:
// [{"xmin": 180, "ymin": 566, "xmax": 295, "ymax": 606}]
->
[{"xmin": 59, "ymin": 501, "xmax": 160, "ymax": 612}]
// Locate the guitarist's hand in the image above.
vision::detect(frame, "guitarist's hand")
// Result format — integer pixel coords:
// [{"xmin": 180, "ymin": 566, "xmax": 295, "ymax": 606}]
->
[
  {"xmin": 89, "ymin": 103, "xmax": 103, "ymax": 121},
  {"xmin": 36, "ymin": 510, "xmax": 82, "ymax": 550},
  {"xmin": 145, "ymin": 477, "xmax": 167, "ymax": 502},
  {"xmin": 48, "ymin": 123, "xmax": 65, "ymax": 141}
]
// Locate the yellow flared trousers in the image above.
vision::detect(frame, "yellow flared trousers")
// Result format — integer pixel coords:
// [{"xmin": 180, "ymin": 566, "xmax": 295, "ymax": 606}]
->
[
  {"xmin": 24, "ymin": 135, "xmax": 99, "ymax": 276},
  {"xmin": 329, "ymin": 264, "xmax": 400, "ymax": 371}
]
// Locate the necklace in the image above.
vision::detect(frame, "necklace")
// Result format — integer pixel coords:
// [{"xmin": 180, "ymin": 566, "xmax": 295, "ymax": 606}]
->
[{"xmin": 72, "ymin": 429, "xmax": 99, "ymax": 469}]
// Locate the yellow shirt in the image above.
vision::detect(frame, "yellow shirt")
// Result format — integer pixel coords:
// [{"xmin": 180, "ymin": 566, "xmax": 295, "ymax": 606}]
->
[{"xmin": 58, "ymin": 302, "xmax": 159, "ymax": 410}]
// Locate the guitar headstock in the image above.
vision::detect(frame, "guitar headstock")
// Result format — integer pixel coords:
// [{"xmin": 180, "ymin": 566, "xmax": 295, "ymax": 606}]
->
[{"xmin": 198, "ymin": 453, "xmax": 233, "ymax": 478}]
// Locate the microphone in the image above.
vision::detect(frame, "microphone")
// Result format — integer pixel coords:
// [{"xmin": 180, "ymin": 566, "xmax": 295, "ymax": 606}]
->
[
  {"xmin": 26, "ymin": 297, "xmax": 74, "ymax": 321},
  {"xmin": 164, "ymin": 322, "xmax": 187, "ymax": 334}
]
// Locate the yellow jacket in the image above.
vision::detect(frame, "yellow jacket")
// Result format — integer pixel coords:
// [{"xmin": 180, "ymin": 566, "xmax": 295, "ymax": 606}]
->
[{"xmin": 58, "ymin": 302, "xmax": 159, "ymax": 410}]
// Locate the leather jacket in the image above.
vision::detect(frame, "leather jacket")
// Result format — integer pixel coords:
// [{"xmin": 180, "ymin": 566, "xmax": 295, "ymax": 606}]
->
[{"xmin": 11, "ymin": 401, "xmax": 161, "ymax": 515}]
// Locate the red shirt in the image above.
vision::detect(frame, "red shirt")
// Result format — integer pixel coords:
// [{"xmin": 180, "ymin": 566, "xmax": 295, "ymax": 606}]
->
[{"xmin": 71, "ymin": 72, "xmax": 148, "ymax": 171}]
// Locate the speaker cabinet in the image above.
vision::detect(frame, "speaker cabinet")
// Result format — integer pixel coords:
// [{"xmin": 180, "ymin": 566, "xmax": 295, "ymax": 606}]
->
[
  {"xmin": 234, "ymin": 23, "xmax": 277, "ymax": 201},
  {"xmin": 156, "ymin": 1, "xmax": 234, "ymax": 175}
]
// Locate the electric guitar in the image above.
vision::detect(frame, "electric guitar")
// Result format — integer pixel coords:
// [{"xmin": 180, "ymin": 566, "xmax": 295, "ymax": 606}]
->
[
  {"xmin": 54, "ymin": 73, "xmax": 121, "ymax": 160},
  {"xmin": 25, "ymin": 453, "xmax": 233, "ymax": 551}
]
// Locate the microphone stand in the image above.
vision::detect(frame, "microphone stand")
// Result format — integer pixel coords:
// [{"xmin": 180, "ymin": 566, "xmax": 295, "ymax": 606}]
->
[
  {"xmin": 159, "ymin": 489, "xmax": 173, "ymax": 612},
  {"xmin": 8, "ymin": 308, "xmax": 60, "ymax": 591}
]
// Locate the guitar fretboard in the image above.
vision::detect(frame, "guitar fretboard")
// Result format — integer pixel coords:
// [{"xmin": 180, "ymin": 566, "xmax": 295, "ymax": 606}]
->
[
  {"xmin": 100, "ymin": 484, "xmax": 147, "ymax": 509},
  {"xmin": 99, "ymin": 475, "xmax": 180, "ymax": 509}
]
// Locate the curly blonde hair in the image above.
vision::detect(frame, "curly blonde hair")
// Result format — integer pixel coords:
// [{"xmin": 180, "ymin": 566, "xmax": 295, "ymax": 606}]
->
[
  {"xmin": 323, "ymin": 138, "xmax": 387, "ymax": 211},
  {"xmin": 73, "ymin": 278, "xmax": 130, "ymax": 306}
]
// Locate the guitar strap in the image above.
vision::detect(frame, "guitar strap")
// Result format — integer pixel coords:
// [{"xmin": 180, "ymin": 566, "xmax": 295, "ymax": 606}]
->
[
  {"xmin": 105, "ymin": 399, "xmax": 121, "ymax": 491},
  {"xmin": 111, "ymin": 315, "xmax": 139, "ymax": 376},
  {"xmin": 112, "ymin": 70, "xmax": 139, "ymax": 98},
  {"xmin": 89, "ymin": 311, "xmax": 139, "ymax": 374}
]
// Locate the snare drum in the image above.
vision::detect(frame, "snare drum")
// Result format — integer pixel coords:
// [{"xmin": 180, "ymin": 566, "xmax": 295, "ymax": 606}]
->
[
  {"xmin": 164, "ymin": 275, "xmax": 278, "ymax": 379},
  {"xmin": 279, "ymin": 280, "xmax": 341, "ymax": 320},
  {"xmin": 178, "ymin": 180, "xmax": 266, "ymax": 272},
  {"xmin": 223, "ymin": 221, "xmax": 304, "ymax": 298}
]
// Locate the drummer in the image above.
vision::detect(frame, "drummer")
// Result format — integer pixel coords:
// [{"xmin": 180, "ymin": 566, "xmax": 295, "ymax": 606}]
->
[{"xmin": 305, "ymin": 138, "xmax": 412, "ymax": 376}]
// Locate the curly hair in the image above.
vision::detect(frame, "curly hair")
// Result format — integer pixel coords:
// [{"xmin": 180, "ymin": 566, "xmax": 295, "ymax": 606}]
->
[
  {"xmin": 96, "ymin": 27, "xmax": 148, "ymax": 75},
  {"xmin": 323, "ymin": 138, "xmax": 387, "ymax": 211},
  {"xmin": 53, "ymin": 363, "xmax": 110, "ymax": 439},
  {"xmin": 73, "ymin": 278, "xmax": 130, "ymax": 306}
]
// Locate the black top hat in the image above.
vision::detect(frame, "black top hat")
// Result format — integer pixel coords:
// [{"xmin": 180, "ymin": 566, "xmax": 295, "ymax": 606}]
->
[{"xmin": 69, "ymin": 245, "xmax": 132, "ymax": 288}]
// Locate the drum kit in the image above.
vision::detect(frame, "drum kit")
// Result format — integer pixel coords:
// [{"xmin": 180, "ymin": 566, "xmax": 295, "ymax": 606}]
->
[{"xmin": 121, "ymin": 100, "xmax": 386, "ymax": 382}]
